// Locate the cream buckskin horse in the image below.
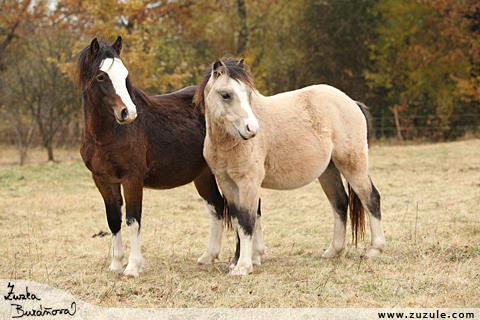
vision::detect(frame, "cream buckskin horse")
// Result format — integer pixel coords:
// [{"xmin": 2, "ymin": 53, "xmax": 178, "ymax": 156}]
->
[{"xmin": 193, "ymin": 58, "xmax": 386, "ymax": 276}]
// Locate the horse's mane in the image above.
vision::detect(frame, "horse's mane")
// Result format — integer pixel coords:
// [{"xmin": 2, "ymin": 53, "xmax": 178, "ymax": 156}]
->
[{"xmin": 193, "ymin": 58, "xmax": 254, "ymax": 112}]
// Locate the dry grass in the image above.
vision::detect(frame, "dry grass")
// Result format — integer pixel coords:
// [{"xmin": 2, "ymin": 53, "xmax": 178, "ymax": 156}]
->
[{"xmin": 0, "ymin": 141, "xmax": 479, "ymax": 308}]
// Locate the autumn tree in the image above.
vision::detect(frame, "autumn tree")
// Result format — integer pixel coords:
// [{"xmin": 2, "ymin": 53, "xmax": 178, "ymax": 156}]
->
[
  {"xmin": 299, "ymin": 0, "xmax": 377, "ymax": 103},
  {"xmin": 4, "ymin": 23, "xmax": 79, "ymax": 161},
  {"xmin": 0, "ymin": 0, "xmax": 53, "ymax": 164},
  {"xmin": 366, "ymin": 0, "xmax": 480, "ymax": 139}
]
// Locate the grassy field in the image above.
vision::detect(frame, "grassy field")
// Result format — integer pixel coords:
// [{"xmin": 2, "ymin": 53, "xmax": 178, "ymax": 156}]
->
[{"xmin": 0, "ymin": 141, "xmax": 479, "ymax": 308}]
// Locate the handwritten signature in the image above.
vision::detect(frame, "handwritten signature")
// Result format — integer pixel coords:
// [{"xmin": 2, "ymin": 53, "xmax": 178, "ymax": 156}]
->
[{"xmin": 4, "ymin": 282, "xmax": 76, "ymax": 318}]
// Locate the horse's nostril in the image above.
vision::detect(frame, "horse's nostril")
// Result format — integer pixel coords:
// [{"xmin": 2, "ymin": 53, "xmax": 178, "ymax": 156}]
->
[
  {"xmin": 246, "ymin": 124, "xmax": 251, "ymax": 133},
  {"xmin": 121, "ymin": 108, "xmax": 129, "ymax": 121}
]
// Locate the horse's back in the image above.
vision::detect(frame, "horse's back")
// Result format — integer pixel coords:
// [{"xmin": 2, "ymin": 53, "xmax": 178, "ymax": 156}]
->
[
  {"xmin": 157, "ymin": 85, "xmax": 198, "ymax": 101},
  {"xmin": 263, "ymin": 84, "xmax": 366, "ymax": 140},
  {"xmin": 258, "ymin": 85, "xmax": 369, "ymax": 189}
]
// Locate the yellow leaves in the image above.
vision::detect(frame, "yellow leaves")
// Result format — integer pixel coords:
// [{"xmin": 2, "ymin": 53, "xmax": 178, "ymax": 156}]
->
[
  {"xmin": 453, "ymin": 75, "xmax": 480, "ymax": 103},
  {"xmin": 369, "ymin": 0, "xmax": 480, "ymax": 118}
]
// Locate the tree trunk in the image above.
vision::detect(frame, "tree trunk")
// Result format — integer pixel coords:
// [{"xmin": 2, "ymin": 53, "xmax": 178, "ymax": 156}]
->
[
  {"xmin": 236, "ymin": 0, "xmax": 248, "ymax": 56},
  {"xmin": 389, "ymin": 105, "xmax": 403, "ymax": 142},
  {"xmin": 45, "ymin": 138, "xmax": 54, "ymax": 162},
  {"xmin": 9, "ymin": 114, "xmax": 36, "ymax": 166}
]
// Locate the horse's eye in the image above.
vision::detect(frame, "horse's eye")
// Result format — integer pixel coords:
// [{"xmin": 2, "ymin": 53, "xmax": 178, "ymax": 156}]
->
[
  {"xmin": 97, "ymin": 74, "xmax": 106, "ymax": 82},
  {"xmin": 221, "ymin": 92, "xmax": 230, "ymax": 100}
]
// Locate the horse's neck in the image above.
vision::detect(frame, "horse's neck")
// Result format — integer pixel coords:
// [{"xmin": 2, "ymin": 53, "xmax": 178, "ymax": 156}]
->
[
  {"xmin": 82, "ymin": 98, "xmax": 118, "ymax": 143},
  {"xmin": 206, "ymin": 118, "xmax": 241, "ymax": 151}
]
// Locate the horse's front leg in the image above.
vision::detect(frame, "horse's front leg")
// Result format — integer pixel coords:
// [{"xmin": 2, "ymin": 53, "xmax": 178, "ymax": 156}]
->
[
  {"xmin": 228, "ymin": 186, "xmax": 261, "ymax": 276},
  {"xmin": 231, "ymin": 199, "xmax": 265, "ymax": 268},
  {"xmin": 92, "ymin": 175, "xmax": 124, "ymax": 273},
  {"xmin": 193, "ymin": 169, "xmax": 225, "ymax": 265},
  {"xmin": 122, "ymin": 177, "xmax": 144, "ymax": 278},
  {"xmin": 251, "ymin": 201, "xmax": 265, "ymax": 266}
]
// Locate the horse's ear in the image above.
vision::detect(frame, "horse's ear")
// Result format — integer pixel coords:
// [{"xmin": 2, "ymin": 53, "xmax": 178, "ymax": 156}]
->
[
  {"xmin": 89, "ymin": 38, "xmax": 100, "ymax": 59},
  {"xmin": 112, "ymin": 36, "xmax": 122, "ymax": 56},
  {"xmin": 212, "ymin": 59, "xmax": 226, "ymax": 79},
  {"xmin": 237, "ymin": 58, "xmax": 246, "ymax": 69}
]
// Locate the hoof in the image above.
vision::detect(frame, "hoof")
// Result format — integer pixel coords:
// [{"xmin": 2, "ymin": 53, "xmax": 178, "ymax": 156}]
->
[
  {"xmin": 123, "ymin": 259, "xmax": 144, "ymax": 278},
  {"xmin": 363, "ymin": 246, "xmax": 384, "ymax": 258},
  {"xmin": 322, "ymin": 245, "xmax": 344, "ymax": 259},
  {"xmin": 252, "ymin": 255, "xmax": 262, "ymax": 266},
  {"xmin": 123, "ymin": 268, "xmax": 139, "ymax": 278},
  {"xmin": 252, "ymin": 246, "xmax": 265, "ymax": 266},
  {"xmin": 108, "ymin": 260, "xmax": 124, "ymax": 273},
  {"xmin": 197, "ymin": 252, "xmax": 219, "ymax": 265},
  {"xmin": 229, "ymin": 264, "xmax": 253, "ymax": 276}
]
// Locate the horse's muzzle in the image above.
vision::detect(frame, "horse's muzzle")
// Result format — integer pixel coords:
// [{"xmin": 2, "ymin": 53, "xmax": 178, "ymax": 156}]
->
[
  {"xmin": 121, "ymin": 108, "xmax": 129, "ymax": 121},
  {"xmin": 244, "ymin": 123, "xmax": 258, "ymax": 139},
  {"xmin": 239, "ymin": 124, "xmax": 258, "ymax": 140},
  {"xmin": 115, "ymin": 107, "xmax": 136, "ymax": 124}
]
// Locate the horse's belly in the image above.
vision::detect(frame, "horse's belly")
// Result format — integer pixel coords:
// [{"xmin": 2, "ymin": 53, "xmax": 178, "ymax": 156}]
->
[
  {"xmin": 261, "ymin": 174, "xmax": 317, "ymax": 190},
  {"xmin": 261, "ymin": 160, "xmax": 328, "ymax": 190},
  {"xmin": 260, "ymin": 137, "xmax": 332, "ymax": 190},
  {"xmin": 144, "ymin": 160, "xmax": 206, "ymax": 189}
]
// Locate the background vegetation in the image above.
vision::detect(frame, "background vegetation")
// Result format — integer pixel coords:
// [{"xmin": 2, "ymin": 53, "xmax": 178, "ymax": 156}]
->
[{"xmin": 1, "ymin": 0, "xmax": 480, "ymax": 163}]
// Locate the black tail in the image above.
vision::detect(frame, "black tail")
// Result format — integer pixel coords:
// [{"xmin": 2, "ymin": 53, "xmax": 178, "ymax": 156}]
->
[
  {"xmin": 355, "ymin": 101, "xmax": 372, "ymax": 145},
  {"xmin": 348, "ymin": 183, "xmax": 366, "ymax": 247},
  {"xmin": 222, "ymin": 195, "xmax": 233, "ymax": 230}
]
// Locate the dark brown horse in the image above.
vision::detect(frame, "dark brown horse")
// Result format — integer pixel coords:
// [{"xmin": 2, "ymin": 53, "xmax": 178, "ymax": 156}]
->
[{"xmin": 77, "ymin": 37, "xmax": 227, "ymax": 278}]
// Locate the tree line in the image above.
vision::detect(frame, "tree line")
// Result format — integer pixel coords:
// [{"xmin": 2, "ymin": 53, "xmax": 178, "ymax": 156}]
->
[{"xmin": 1, "ymin": 0, "xmax": 479, "ymax": 164}]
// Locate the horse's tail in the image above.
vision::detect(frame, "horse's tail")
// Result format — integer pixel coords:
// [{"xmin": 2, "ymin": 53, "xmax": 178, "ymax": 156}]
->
[
  {"xmin": 222, "ymin": 195, "xmax": 233, "ymax": 230},
  {"xmin": 355, "ymin": 101, "xmax": 372, "ymax": 145},
  {"xmin": 348, "ymin": 101, "xmax": 372, "ymax": 247},
  {"xmin": 348, "ymin": 183, "xmax": 366, "ymax": 247}
]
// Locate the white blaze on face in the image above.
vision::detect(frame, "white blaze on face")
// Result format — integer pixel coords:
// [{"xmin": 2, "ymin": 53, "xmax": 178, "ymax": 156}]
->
[
  {"xmin": 99, "ymin": 58, "xmax": 137, "ymax": 120},
  {"xmin": 231, "ymin": 80, "xmax": 259, "ymax": 134}
]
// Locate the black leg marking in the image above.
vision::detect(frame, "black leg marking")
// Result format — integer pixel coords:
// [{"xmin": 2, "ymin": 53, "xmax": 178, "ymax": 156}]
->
[
  {"xmin": 334, "ymin": 192, "xmax": 348, "ymax": 225},
  {"xmin": 230, "ymin": 231, "xmax": 241, "ymax": 268},
  {"xmin": 105, "ymin": 203, "xmax": 122, "ymax": 235},
  {"xmin": 125, "ymin": 194, "xmax": 142, "ymax": 233},
  {"xmin": 126, "ymin": 216, "xmax": 141, "ymax": 235},
  {"xmin": 319, "ymin": 160, "xmax": 348, "ymax": 225},
  {"xmin": 367, "ymin": 180, "xmax": 381, "ymax": 220},
  {"xmin": 229, "ymin": 203, "xmax": 256, "ymax": 236},
  {"xmin": 257, "ymin": 198, "xmax": 261, "ymax": 217}
]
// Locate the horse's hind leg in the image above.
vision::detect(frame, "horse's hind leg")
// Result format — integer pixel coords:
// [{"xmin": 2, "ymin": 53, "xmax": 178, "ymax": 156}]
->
[
  {"xmin": 319, "ymin": 161, "xmax": 349, "ymax": 258},
  {"xmin": 362, "ymin": 180, "xmax": 384, "ymax": 258},
  {"xmin": 334, "ymin": 155, "xmax": 386, "ymax": 258},
  {"xmin": 93, "ymin": 176, "xmax": 124, "ymax": 273},
  {"xmin": 348, "ymin": 177, "xmax": 385, "ymax": 258},
  {"xmin": 194, "ymin": 169, "xmax": 225, "ymax": 265}
]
